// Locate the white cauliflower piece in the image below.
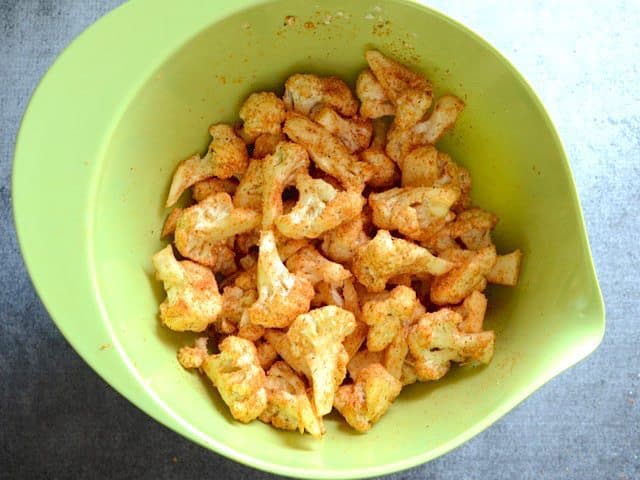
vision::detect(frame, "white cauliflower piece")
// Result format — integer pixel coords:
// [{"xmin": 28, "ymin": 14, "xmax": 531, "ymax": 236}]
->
[
  {"xmin": 449, "ymin": 208, "xmax": 498, "ymax": 250},
  {"xmin": 361, "ymin": 286, "xmax": 419, "ymax": 352},
  {"xmin": 202, "ymin": 336, "xmax": 267, "ymax": 423},
  {"xmin": 408, "ymin": 309, "xmax": 495, "ymax": 381},
  {"xmin": 334, "ymin": 363, "xmax": 402, "ymax": 433},
  {"xmin": 239, "ymin": 92, "xmax": 286, "ymax": 142},
  {"xmin": 177, "ymin": 337, "xmax": 209, "ymax": 369},
  {"xmin": 245, "ymin": 230, "xmax": 314, "ymax": 328},
  {"xmin": 161, "ymin": 207, "xmax": 183, "ymax": 238},
  {"xmin": 285, "ymin": 306, "xmax": 356, "ymax": 415},
  {"xmin": 275, "ymin": 172, "xmax": 365, "ymax": 239},
  {"xmin": 253, "ymin": 132, "xmax": 286, "ymax": 159},
  {"xmin": 400, "ymin": 145, "xmax": 439, "ymax": 188},
  {"xmin": 320, "ymin": 213, "xmax": 370, "ymax": 263},
  {"xmin": 347, "ymin": 349, "xmax": 382, "ymax": 380},
  {"xmin": 394, "ymin": 88, "xmax": 432, "ymax": 130},
  {"xmin": 260, "ymin": 361, "xmax": 325, "ymax": 437},
  {"xmin": 353, "ymin": 230, "xmax": 454, "ymax": 292},
  {"xmin": 430, "ymin": 246, "xmax": 497, "ymax": 305},
  {"xmin": 311, "ymin": 106, "xmax": 373, "ymax": 154},
  {"xmin": 285, "ymin": 246, "xmax": 351, "ymax": 286},
  {"xmin": 255, "ymin": 339, "xmax": 278, "ymax": 370},
  {"xmin": 369, "ymin": 186, "xmax": 460, "ymax": 240},
  {"xmin": 382, "ymin": 301, "xmax": 425, "ymax": 379},
  {"xmin": 452, "ymin": 290, "xmax": 487, "ymax": 333},
  {"xmin": 152, "ymin": 245, "xmax": 222, "ymax": 332},
  {"xmin": 365, "ymin": 50, "xmax": 431, "ymax": 103},
  {"xmin": 356, "ymin": 68, "xmax": 395, "ymax": 119},
  {"xmin": 166, "ymin": 124, "xmax": 248, "ymax": 206},
  {"xmin": 283, "ymin": 113, "xmax": 373, "ymax": 192},
  {"xmin": 261, "ymin": 142, "xmax": 310, "ymax": 228},
  {"xmin": 486, "ymin": 250, "xmax": 523, "ymax": 286},
  {"xmin": 233, "ymin": 158, "xmax": 264, "ymax": 211},
  {"xmin": 360, "ymin": 147, "xmax": 399, "ymax": 189},
  {"xmin": 192, "ymin": 177, "xmax": 238, "ymax": 202},
  {"xmin": 174, "ymin": 192, "xmax": 259, "ymax": 271},
  {"xmin": 283, "ymin": 73, "xmax": 358, "ymax": 117}
]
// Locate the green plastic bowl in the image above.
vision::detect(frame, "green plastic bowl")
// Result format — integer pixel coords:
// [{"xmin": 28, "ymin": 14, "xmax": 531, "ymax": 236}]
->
[{"xmin": 13, "ymin": 0, "xmax": 604, "ymax": 477}]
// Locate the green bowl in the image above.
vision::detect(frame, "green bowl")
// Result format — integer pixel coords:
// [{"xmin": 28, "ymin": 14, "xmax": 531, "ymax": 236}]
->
[{"xmin": 13, "ymin": 0, "xmax": 604, "ymax": 477}]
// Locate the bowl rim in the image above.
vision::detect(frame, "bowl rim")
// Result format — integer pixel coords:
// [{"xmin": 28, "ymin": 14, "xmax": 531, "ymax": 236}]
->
[{"xmin": 12, "ymin": 0, "xmax": 605, "ymax": 478}]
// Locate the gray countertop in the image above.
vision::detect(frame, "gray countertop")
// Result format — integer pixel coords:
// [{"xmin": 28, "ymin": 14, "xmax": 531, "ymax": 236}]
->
[{"xmin": 1, "ymin": 1, "xmax": 638, "ymax": 479}]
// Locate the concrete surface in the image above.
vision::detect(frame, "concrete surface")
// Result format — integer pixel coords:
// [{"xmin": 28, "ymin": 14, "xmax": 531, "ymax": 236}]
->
[{"xmin": 1, "ymin": 1, "xmax": 638, "ymax": 479}]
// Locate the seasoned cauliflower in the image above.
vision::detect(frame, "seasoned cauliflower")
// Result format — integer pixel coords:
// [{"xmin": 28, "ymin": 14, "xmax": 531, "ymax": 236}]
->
[
  {"xmin": 233, "ymin": 158, "xmax": 264, "ymax": 211},
  {"xmin": 152, "ymin": 245, "xmax": 222, "ymax": 332},
  {"xmin": 161, "ymin": 207, "xmax": 183, "ymax": 238},
  {"xmin": 382, "ymin": 301, "xmax": 425, "ymax": 379},
  {"xmin": 166, "ymin": 124, "xmax": 248, "ymax": 207},
  {"xmin": 261, "ymin": 142, "xmax": 310, "ymax": 228},
  {"xmin": 239, "ymin": 92, "xmax": 286, "ymax": 141},
  {"xmin": 343, "ymin": 320, "xmax": 368, "ymax": 360},
  {"xmin": 285, "ymin": 306, "xmax": 356, "ymax": 415},
  {"xmin": 285, "ymin": 246, "xmax": 351, "ymax": 286},
  {"xmin": 275, "ymin": 172, "xmax": 365, "ymax": 239},
  {"xmin": 486, "ymin": 250, "xmax": 522, "ymax": 286},
  {"xmin": 202, "ymin": 336, "xmax": 267, "ymax": 423},
  {"xmin": 394, "ymin": 88, "xmax": 432, "ymax": 130},
  {"xmin": 192, "ymin": 177, "xmax": 238, "ymax": 202},
  {"xmin": 452, "ymin": 290, "xmax": 487, "ymax": 333},
  {"xmin": 177, "ymin": 337, "xmax": 209, "ymax": 369},
  {"xmin": 245, "ymin": 230, "xmax": 314, "ymax": 328},
  {"xmin": 334, "ymin": 363, "xmax": 402, "ymax": 433},
  {"xmin": 369, "ymin": 186, "xmax": 460, "ymax": 240},
  {"xmin": 356, "ymin": 68, "xmax": 395, "ymax": 119},
  {"xmin": 283, "ymin": 73, "xmax": 358, "ymax": 117},
  {"xmin": 408, "ymin": 309, "xmax": 494, "ymax": 381},
  {"xmin": 434, "ymin": 152, "xmax": 472, "ymax": 211},
  {"xmin": 360, "ymin": 147, "xmax": 399, "ymax": 189},
  {"xmin": 311, "ymin": 106, "xmax": 373, "ymax": 154},
  {"xmin": 361, "ymin": 285, "xmax": 419, "ymax": 352},
  {"xmin": 430, "ymin": 245, "xmax": 497, "ymax": 305},
  {"xmin": 449, "ymin": 208, "xmax": 498, "ymax": 250},
  {"xmin": 400, "ymin": 145, "xmax": 439, "ymax": 188},
  {"xmin": 365, "ymin": 50, "xmax": 431, "ymax": 103},
  {"xmin": 283, "ymin": 113, "xmax": 373, "ymax": 192},
  {"xmin": 353, "ymin": 230, "xmax": 454, "ymax": 292},
  {"xmin": 253, "ymin": 132, "xmax": 286, "ymax": 159},
  {"xmin": 260, "ymin": 361, "xmax": 325, "ymax": 437},
  {"xmin": 255, "ymin": 339, "xmax": 278, "ymax": 370},
  {"xmin": 347, "ymin": 349, "xmax": 382, "ymax": 380},
  {"xmin": 320, "ymin": 213, "xmax": 370, "ymax": 263},
  {"xmin": 174, "ymin": 192, "xmax": 259, "ymax": 270}
]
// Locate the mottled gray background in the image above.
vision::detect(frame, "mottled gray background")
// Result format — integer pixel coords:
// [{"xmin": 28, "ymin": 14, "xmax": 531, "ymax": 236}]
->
[{"xmin": 1, "ymin": 0, "xmax": 638, "ymax": 479}]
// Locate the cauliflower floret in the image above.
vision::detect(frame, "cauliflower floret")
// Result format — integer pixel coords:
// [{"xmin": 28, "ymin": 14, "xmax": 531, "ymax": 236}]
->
[
  {"xmin": 255, "ymin": 339, "xmax": 278, "ymax": 370},
  {"xmin": 486, "ymin": 250, "xmax": 522, "ymax": 286},
  {"xmin": 245, "ymin": 230, "xmax": 314, "ymax": 328},
  {"xmin": 394, "ymin": 88, "xmax": 432, "ymax": 130},
  {"xmin": 161, "ymin": 207, "xmax": 183, "ymax": 238},
  {"xmin": 408, "ymin": 309, "xmax": 495, "ymax": 381},
  {"xmin": 434, "ymin": 152, "xmax": 472, "ymax": 212},
  {"xmin": 263, "ymin": 329, "xmax": 308, "ymax": 375},
  {"xmin": 275, "ymin": 172, "xmax": 365, "ymax": 239},
  {"xmin": 152, "ymin": 245, "xmax": 222, "ymax": 332},
  {"xmin": 452, "ymin": 290, "xmax": 487, "ymax": 333},
  {"xmin": 283, "ymin": 113, "xmax": 373, "ymax": 192},
  {"xmin": 449, "ymin": 208, "xmax": 498, "ymax": 250},
  {"xmin": 177, "ymin": 337, "xmax": 209, "ymax": 369},
  {"xmin": 320, "ymin": 213, "xmax": 370, "ymax": 263},
  {"xmin": 202, "ymin": 336, "xmax": 267, "ymax": 423},
  {"xmin": 239, "ymin": 92, "xmax": 286, "ymax": 141},
  {"xmin": 311, "ymin": 106, "xmax": 373, "ymax": 154},
  {"xmin": 192, "ymin": 177, "xmax": 238, "ymax": 202},
  {"xmin": 413, "ymin": 95, "xmax": 465, "ymax": 145},
  {"xmin": 260, "ymin": 361, "xmax": 325, "ymax": 437},
  {"xmin": 312, "ymin": 280, "xmax": 346, "ymax": 308},
  {"xmin": 253, "ymin": 132, "xmax": 286, "ymax": 159},
  {"xmin": 334, "ymin": 363, "xmax": 402, "ymax": 433},
  {"xmin": 343, "ymin": 320, "xmax": 368, "ymax": 360},
  {"xmin": 361, "ymin": 286, "xmax": 419, "ymax": 352},
  {"xmin": 234, "ymin": 159, "xmax": 264, "ymax": 211},
  {"xmin": 261, "ymin": 142, "xmax": 310, "ymax": 228},
  {"xmin": 174, "ymin": 192, "xmax": 259, "ymax": 270},
  {"xmin": 400, "ymin": 145, "xmax": 439, "ymax": 187},
  {"xmin": 353, "ymin": 230, "xmax": 453, "ymax": 292},
  {"xmin": 285, "ymin": 306, "xmax": 356, "ymax": 415},
  {"xmin": 369, "ymin": 186, "xmax": 460, "ymax": 240},
  {"xmin": 166, "ymin": 124, "xmax": 248, "ymax": 206},
  {"xmin": 347, "ymin": 349, "xmax": 382, "ymax": 379},
  {"xmin": 283, "ymin": 73, "xmax": 358, "ymax": 117},
  {"xmin": 365, "ymin": 50, "xmax": 431, "ymax": 103},
  {"xmin": 286, "ymin": 246, "xmax": 351, "ymax": 286},
  {"xmin": 382, "ymin": 301, "xmax": 425, "ymax": 379},
  {"xmin": 356, "ymin": 69, "xmax": 395, "ymax": 119},
  {"xmin": 385, "ymin": 96, "xmax": 464, "ymax": 164},
  {"xmin": 361, "ymin": 146, "xmax": 399, "ymax": 189},
  {"xmin": 430, "ymin": 246, "xmax": 497, "ymax": 305}
]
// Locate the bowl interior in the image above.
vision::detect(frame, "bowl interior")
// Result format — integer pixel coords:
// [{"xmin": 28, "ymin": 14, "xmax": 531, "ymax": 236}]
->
[{"xmin": 19, "ymin": 0, "xmax": 604, "ymax": 477}]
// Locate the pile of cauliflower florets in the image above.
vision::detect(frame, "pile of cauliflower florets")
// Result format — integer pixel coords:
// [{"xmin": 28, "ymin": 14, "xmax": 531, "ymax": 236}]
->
[{"xmin": 153, "ymin": 50, "xmax": 522, "ymax": 436}]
